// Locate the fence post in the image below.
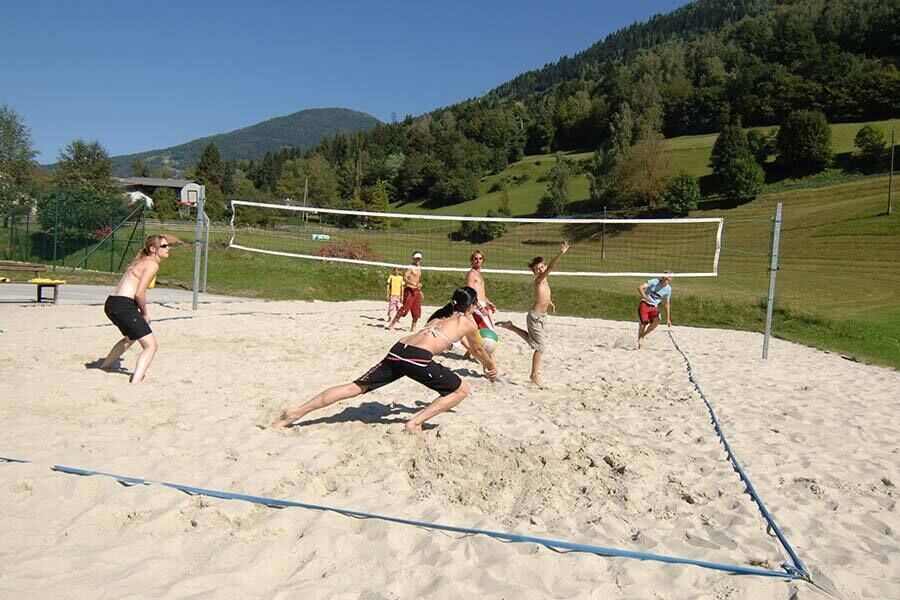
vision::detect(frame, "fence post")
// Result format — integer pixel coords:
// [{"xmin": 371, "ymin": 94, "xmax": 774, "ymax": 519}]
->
[
  {"xmin": 762, "ymin": 202, "xmax": 783, "ymax": 359},
  {"xmin": 52, "ymin": 194, "xmax": 59, "ymax": 271}
]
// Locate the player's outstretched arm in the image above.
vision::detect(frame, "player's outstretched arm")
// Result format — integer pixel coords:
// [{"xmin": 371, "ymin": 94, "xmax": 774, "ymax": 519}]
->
[
  {"xmin": 464, "ymin": 330, "xmax": 498, "ymax": 382},
  {"xmin": 538, "ymin": 241, "xmax": 570, "ymax": 281}
]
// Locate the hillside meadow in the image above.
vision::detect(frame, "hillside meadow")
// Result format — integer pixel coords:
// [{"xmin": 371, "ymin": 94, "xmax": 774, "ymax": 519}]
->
[{"xmin": 396, "ymin": 118, "xmax": 900, "ymax": 217}]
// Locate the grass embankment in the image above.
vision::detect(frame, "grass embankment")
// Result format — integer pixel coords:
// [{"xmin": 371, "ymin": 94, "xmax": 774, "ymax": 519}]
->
[{"xmin": 39, "ymin": 175, "xmax": 900, "ymax": 369}]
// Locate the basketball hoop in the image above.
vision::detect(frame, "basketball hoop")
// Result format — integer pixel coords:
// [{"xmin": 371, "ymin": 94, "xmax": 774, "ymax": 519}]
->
[{"xmin": 180, "ymin": 183, "xmax": 204, "ymax": 207}]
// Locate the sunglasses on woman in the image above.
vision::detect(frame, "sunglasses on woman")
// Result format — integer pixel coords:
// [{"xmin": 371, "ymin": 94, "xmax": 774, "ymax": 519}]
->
[{"xmin": 159, "ymin": 243, "xmax": 170, "ymax": 248}]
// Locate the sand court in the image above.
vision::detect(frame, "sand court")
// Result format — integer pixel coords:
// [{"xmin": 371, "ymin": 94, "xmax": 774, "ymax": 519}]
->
[{"xmin": 1, "ymin": 296, "xmax": 898, "ymax": 599}]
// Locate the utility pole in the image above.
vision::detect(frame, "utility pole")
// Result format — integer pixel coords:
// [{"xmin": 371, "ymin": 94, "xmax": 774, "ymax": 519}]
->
[
  {"xmin": 302, "ymin": 177, "xmax": 309, "ymax": 229},
  {"xmin": 888, "ymin": 128, "xmax": 895, "ymax": 216}
]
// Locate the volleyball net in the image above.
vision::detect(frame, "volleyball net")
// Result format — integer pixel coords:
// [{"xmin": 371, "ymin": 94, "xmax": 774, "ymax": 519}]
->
[{"xmin": 229, "ymin": 201, "xmax": 724, "ymax": 277}]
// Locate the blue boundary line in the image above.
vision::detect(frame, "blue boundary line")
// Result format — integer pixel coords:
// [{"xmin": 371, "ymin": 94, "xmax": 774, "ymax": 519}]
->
[
  {"xmin": 0, "ymin": 456, "xmax": 800, "ymax": 580},
  {"xmin": 667, "ymin": 330, "xmax": 809, "ymax": 580}
]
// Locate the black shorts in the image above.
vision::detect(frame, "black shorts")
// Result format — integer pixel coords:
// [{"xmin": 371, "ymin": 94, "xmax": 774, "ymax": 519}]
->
[
  {"xmin": 104, "ymin": 295, "xmax": 152, "ymax": 340},
  {"xmin": 355, "ymin": 342, "xmax": 462, "ymax": 397}
]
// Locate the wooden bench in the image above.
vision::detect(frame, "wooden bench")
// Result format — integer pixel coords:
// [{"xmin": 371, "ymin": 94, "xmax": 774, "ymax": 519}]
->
[{"xmin": 0, "ymin": 261, "xmax": 66, "ymax": 303}]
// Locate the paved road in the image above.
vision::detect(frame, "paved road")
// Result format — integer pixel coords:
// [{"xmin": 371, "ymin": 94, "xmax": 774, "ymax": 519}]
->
[{"xmin": 0, "ymin": 283, "xmax": 248, "ymax": 306}]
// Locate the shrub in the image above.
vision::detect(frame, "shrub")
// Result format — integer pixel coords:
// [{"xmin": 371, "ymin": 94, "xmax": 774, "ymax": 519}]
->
[
  {"xmin": 746, "ymin": 129, "xmax": 776, "ymax": 164},
  {"xmin": 317, "ymin": 240, "xmax": 379, "ymax": 261},
  {"xmin": 451, "ymin": 210, "xmax": 507, "ymax": 243},
  {"xmin": 488, "ymin": 178, "xmax": 507, "ymax": 193},
  {"xmin": 664, "ymin": 174, "xmax": 701, "ymax": 215},
  {"xmin": 720, "ymin": 157, "xmax": 764, "ymax": 204},
  {"xmin": 854, "ymin": 125, "xmax": 887, "ymax": 163}
]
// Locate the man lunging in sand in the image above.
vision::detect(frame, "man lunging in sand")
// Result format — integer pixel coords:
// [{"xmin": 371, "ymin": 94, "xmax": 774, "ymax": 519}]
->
[
  {"xmin": 275, "ymin": 287, "xmax": 498, "ymax": 433},
  {"xmin": 388, "ymin": 251, "xmax": 424, "ymax": 331},
  {"xmin": 497, "ymin": 241, "xmax": 569, "ymax": 388}
]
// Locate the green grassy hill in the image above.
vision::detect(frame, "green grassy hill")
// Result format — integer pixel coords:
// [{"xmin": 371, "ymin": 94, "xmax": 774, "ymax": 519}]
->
[{"xmin": 393, "ymin": 118, "xmax": 900, "ymax": 217}]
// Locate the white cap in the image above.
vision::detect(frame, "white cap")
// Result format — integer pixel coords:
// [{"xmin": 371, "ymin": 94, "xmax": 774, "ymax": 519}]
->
[{"xmin": 412, "ymin": 251, "xmax": 423, "ymax": 259}]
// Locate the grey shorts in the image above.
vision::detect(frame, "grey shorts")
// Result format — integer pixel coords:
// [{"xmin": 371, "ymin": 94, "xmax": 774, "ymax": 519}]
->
[{"xmin": 526, "ymin": 311, "xmax": 547, "ymax": 353}]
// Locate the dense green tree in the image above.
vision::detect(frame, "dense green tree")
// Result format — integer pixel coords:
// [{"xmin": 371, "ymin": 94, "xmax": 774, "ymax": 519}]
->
[
  {"xmin": 710, "ymin": 122, "xmax": 764, "ymax": 203},
  {"xmin": 148, "ymin": 187, "xmax": 178, "ymax": 220},
  {"xmin": 664, "ymin": 173, "xmax": 701, "ymax": 215},
  {"xmin": 430, "ymin": 169, "xmax": 479, "ymax": 206},
  {"xmin": 710, "ymin": 122, "xmax": 752, "ymax": 177},
  {"xmin": 746, "ymin": 128, "xmax": 776, "ymax": 164},
  {"xmin": 611, "ymin": 132, "xmax": 669, "ymax": 209},
  {"xmin": 776, "ymin": 110, "xmax": 833, "ymax": 172},
  {"xmin": 53, "ymin": 139, "xmax": 115, "ymax": 193},
  {"xmin": 131, "ymin": 158, "xmax": 150, "ymax": 177},
  {"xmin": 0, "ymin": 104, "xmax": 38, "ymax": 215},
  {"xmin": 221, "ymin": 160, "xmax": 236, "ymax": 195},
  {"xmin": 453, "ymin": 210, "xmax": 507, "ymax": 243},
  {"xmin": 195, "ymin": 143, "xmax": 224, "ymax": 189},
  {"xmin": 369, "ymin": 179, "xmax": 389, "ymax": 213},
  {"xmin": 720, "ymin": 156, "xmax": 764, "ymax": 204},
  {"xmin": 498, "ymin": 185, "xmax": 512, "ymax": 216},
  {"xmin": 854, "ymin": 124, "xmax": 887, "ymax": 163},
  {"xmin": 251, "ymin": 151, "xmax": 278, "ymax": 193},
  {"xmin": 537, "ymin": 154, "xmax": 571, "ymax": 216}
]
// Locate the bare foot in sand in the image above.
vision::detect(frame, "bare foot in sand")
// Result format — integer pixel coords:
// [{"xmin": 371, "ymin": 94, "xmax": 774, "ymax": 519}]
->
[
  {"xmin": 530, "ymin": 374, "xmax": 545, "ymax": 389},
  {"xmin": 273, "ymin": 409, "xmax": 302, "ymax": 428}
]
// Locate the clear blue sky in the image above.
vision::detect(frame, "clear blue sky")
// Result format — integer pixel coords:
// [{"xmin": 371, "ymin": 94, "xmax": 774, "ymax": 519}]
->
[{"xmin": 1, "ymin": 0, "xmax": 689, "ymax": 161}]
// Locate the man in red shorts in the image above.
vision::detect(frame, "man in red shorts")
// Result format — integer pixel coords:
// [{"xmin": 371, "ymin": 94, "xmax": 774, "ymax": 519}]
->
[
  {"xmin": 388, "ymin": 251, "xmax": 424, "ymax": 331},
  {"xmin": 637, "ymin": 271, "xmax": 673, "ymax": 349}
]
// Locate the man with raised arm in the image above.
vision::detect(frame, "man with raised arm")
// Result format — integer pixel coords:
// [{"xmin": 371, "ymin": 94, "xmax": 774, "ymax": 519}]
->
[
  {"xmin": 637, "ymin": 271, "xmax": 673, "ymax": 349},
  {"xmin": 388, "ymin": 251, "xmax": 424, "ymax": 331},
  {"xmin": 497, "ymin": 241, "xmax": 569, "ymax": 388}
]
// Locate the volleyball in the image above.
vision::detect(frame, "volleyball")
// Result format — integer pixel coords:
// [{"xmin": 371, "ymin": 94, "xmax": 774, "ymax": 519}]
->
[{"xmin": 477, "ymin": 328, "xmax": 500, "ymax": 353}]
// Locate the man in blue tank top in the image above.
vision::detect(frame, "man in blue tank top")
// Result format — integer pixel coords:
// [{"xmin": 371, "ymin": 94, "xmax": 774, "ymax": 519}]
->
[{"xmin": 637, "ymin": 271, "xmax": 673, "ymax": 349}]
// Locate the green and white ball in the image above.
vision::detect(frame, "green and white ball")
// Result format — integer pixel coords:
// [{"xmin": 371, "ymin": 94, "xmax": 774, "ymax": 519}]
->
[{"xmin": 476, "ymin": 328, "xmax": 500, "ymax": 353}]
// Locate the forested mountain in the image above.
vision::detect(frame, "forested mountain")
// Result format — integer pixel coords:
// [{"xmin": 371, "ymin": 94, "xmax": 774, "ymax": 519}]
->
[
  {"xmin": 161, "ymin": 0, "xmax": 899, "ymax": 222},
  {"xmin": 109, "ymin": 108, "xmax": 380, "ymax": 176}
]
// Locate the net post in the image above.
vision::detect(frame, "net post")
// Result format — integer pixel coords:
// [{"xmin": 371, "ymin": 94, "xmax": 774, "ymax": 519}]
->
[
  {"xmin": 762, "ymin": 202, "xmax": 783, "ymax": 359},
  {"xmin": 202, "ymin": 209, "xmax": 210, "ymax": 294},
  {"xmin": 191, "ymin": 187, "xmax": 206, "ymax": 311},
  {"xmin": 601, "ymin": 206, "xmax": 606, "ymax": 260}
]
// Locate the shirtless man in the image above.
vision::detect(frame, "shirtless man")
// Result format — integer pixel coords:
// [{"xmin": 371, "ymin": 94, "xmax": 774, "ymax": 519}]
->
[
  {"xmin": 388, "ymin": 251, "xmax": 424, "ymax": 331},
  {"xmin": 275, "ymin": 287, "xmax": 498, "ymax": 433},
  {"xmin": 99, "ymin": 234, "xmax": 171, "ymax": 383},
  {"xmin": 464, "ymin": 249, "xmax": 497, "ymax": 332},
  {"xmin": 498, "ymin": 241, "xmax": 569, "ymax": 388}
]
